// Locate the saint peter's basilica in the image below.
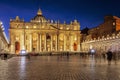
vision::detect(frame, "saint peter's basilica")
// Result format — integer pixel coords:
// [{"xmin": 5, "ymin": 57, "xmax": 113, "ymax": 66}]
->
[{"xmin": 9, "ymin": 9, "xmax": 81, "ymax": 54}]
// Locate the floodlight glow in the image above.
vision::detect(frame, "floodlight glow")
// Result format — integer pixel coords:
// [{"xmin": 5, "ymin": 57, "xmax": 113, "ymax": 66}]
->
[
  {"xmin": 91, "ymin": 49, "xmax": 95, "ymax": 53},
  {"xmin": 20, "ymin": 50, "xmax": 26, "ymax": 55},
  {"xmin": 21, "ymin": 50, "xmax": 26, "ymax": 54}
]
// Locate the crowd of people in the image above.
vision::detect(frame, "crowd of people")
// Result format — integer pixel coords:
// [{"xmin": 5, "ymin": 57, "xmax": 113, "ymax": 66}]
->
[
  {"xmin": 1, "ymin": 50, "xmax": 120, "ymax": 66},
  {"xmin": 79, "ymin": 50, "xmax": 120, "ymax": 65}
]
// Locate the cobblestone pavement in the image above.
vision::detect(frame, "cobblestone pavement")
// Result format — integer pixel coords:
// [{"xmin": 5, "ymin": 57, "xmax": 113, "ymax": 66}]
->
[{"xmin": 0, "ymin": 55, "xmax": 120, "ymax": 80}]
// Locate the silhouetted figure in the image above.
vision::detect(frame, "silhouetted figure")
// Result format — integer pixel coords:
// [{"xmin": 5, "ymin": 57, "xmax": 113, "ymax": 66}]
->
[
  {"xmin": 66, "ymin": 52, "xmax": 69, "ymax": 59},
  {"xmin": 106, "ymin": 51, "xmax": 113, "ymax": 65},
  {"xmin": 4, "ymin": 54, "xmax": 7, "ymax": 60}
]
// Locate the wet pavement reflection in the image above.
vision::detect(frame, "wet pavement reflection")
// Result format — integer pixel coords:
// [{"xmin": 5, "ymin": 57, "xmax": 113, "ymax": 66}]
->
[{"xmin": 0, "ymin": 55, "xmax": 120, "ymax": 80}]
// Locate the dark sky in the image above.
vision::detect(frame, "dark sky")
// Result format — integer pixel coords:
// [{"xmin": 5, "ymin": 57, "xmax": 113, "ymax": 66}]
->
[{"xmin": 0, "ymin": 0, "xmax": 120, "ymax": 39}]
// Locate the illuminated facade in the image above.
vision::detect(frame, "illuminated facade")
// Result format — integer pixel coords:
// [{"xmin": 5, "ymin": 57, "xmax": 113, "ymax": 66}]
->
[
  {"xmin": 0, "ymin": 21, "xmax": 9, "ymax": 53},
  {"xmin": 9, "ymin": 9, "xmax": 81, "ymax": 54},
  {"xmin": 81, "ymin": 32, "xmax": 120, "ymax": 53},
  {"xmin": 81, "ymin": 15, "xmax": 120, "ymax": 53}
]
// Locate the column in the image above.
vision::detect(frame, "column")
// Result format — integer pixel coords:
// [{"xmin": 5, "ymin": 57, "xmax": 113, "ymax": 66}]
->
[
  {"xmin": 40, "ymin": 34, "xmax": 41, "ymax": 52},
  {"xmin": 56, "ymin": 35, "xmax": 57, "ymax": 51},
  {"xmin": 77, "ymin": 34, "xmax": 80, "ymax": 51},
  {"xmin": 64, "ymin": 35, "xmax": 66, "ymax": 51},
  {"xmin": 70, "ymin": 34, "xmax": 71, "ymax": 51},
  {"xmin": 51, "ymin": 35, "xmax": 52, "ymax": 51},
  {"xmin": 22, "ymin": 34, "xmax": 24, "ymax": 50},
  {"xmin": 30, "ymin": 34, "xmax": 32, "ymax": 52},
  {"xmin": 45, "ymin": 34, "xmax": 46, "ymax": 51},
  {"xmin": 38, "ymin": 33, "xmax": 40, "ymax": 52}
]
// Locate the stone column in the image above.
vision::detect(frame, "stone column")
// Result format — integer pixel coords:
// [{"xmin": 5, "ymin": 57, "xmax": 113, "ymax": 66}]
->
[
  {"xmin": 45, "ymin": 34, "xmax": 46, "ymax": 51},
  {"xmin": 38, "ymin": 33, "xmax": 40, "ymax": 52},
  {"xmin": 56, "ymin": 35, "xmax": 57, "ymax": 51},
  {"xmin": 70, "ymin": 34, "xmax": 72, "ymax": 51},
  {"xmin": 77, "ymin": 34, "xmax": 80, "ymax": 51},
  {"xmin": 22, "ymin": 34, "xmax": 24, "ymax": 50},
  {"xmin": 51, "ymin": 35, "xmax": 52, "ymax": 51},
  {"xmin": 64, "ymin": 35, "xmax": 66, "ymax": 51},
  {"xmin": 30, "ymin": 34, "xmax": 32, "ymax": 52},
  {"xmin": 40, "ymin": 34, "xmax": 41, "ymax": 52}
]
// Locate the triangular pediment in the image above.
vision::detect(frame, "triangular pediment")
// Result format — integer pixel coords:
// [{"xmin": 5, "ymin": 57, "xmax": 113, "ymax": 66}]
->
[{"xmin": 49, "ymin": 25, "xmax": 59, "ymax": 30}]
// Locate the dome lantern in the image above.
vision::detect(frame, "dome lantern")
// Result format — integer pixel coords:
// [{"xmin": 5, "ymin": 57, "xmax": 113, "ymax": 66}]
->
[{"xmin": 37, "ymin": 8, "xmax": 42, "ymax": 15}]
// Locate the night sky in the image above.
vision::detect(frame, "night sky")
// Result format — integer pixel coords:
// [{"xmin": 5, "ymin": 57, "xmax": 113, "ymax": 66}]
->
[{"xmin": 0, "ymin": 0, "xmax": 120, "ymax": 40}]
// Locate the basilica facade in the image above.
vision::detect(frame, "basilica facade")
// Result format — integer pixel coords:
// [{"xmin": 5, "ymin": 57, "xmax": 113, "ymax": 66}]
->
[{"xmin": 9, "ymin": 9, "xmax": 81, "ymax": 54}]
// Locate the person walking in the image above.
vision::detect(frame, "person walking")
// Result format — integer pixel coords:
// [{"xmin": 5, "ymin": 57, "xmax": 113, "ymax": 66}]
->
[{"xmin": 106, "ymin": 50, "xmax": 113, "ymax": 65}]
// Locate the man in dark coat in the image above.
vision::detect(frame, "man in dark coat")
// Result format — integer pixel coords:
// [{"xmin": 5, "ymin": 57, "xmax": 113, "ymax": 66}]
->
[{"xmin": 106, "ymin": 51, "xmax": 113, "ymax": 65}]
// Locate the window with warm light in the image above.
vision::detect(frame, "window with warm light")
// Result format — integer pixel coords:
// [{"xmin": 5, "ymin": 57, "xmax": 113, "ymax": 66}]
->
[
  {"xmin": 26, "ymin": 26, "xmax": 28, "ymax": 28},
  {"xmin": 42, "ymin": 26, "xmax": 44, "ymax": 28},
  {"xmin": 113, "ymin": 22, "xmax": 115, "ymax": 26},
  {"xmin": 60, "ymin": 27, "xmax": 63, "ymax": 29},
  {"xmin": 74, "ymin": 37, "xmax": 77, "ymax": 41},
  {"xmin": 66, "ymin": 27, "xmax": 69, "ymax": 30},
  {"xmin": 74, "ymin": 26, "xmax": 77, "ymax": 30},
  {"xmin": 33, "ymin": 26, "xmax": 36, "ymax": 28}
]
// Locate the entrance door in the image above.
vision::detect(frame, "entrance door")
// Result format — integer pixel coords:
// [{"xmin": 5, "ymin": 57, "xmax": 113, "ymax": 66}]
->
[
  {"xmin": 73, "ymin": 43, "xmax": 77, "ymax": 51},
  {"xmin": 15, "ymin": 41, "xmax": 20, "ymax": 54}
]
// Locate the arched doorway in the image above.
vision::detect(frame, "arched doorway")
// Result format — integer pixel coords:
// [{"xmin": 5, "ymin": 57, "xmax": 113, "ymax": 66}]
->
[
  {"xmin": 15, "ymin": 41, "xmax": 20, "ymax": 54},
  {"xmin": 73, "ymin": 42, "xmax": 77, "ymax": 51}
]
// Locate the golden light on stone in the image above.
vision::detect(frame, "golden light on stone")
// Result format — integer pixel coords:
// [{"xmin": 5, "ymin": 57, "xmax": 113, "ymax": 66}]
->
[
  {"xmin": 16, "ymin": 37, "xmax": 19, "ymax": 41},
  {"xmin": 60, "ymin": 27, "xmax": 63, "ymax": 29},
  {"xmin": 26, "ymin": 26, "xmax": 28, "ymax": 28},
  {"xmin": 66, "ymin": 27, "xmax": 69, "ymax": 30},
  {"xmin": 90, "ymin": 45, "xmax": 92, "ymax": 49},
  {"xmin": 9, "ymin": 9, "xmax": 81, "ymax": 54},
  {"xmin": 74, "ymin": 37, "xmax": 77, "ymax": 41},
  {"xmin": 33, "ymin": 26, "xmax": 36, "ymax": 28}
]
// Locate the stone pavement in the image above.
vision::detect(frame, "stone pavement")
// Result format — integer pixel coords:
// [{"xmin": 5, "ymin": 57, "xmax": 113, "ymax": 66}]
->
[{"xmin": 0, "ymin": 55, "xmax": 120, "ymax": 80}]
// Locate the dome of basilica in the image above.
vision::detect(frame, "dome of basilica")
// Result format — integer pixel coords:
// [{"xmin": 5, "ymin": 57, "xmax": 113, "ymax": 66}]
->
[{"xmin": 31, "ymin": 9, "xmax": 47, "ymax": 23}]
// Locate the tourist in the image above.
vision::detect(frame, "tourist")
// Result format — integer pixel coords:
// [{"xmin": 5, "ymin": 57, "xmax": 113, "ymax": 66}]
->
[{"xmin": 106, "ymin": 50, "xmax": 113, "ymax": 65}]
